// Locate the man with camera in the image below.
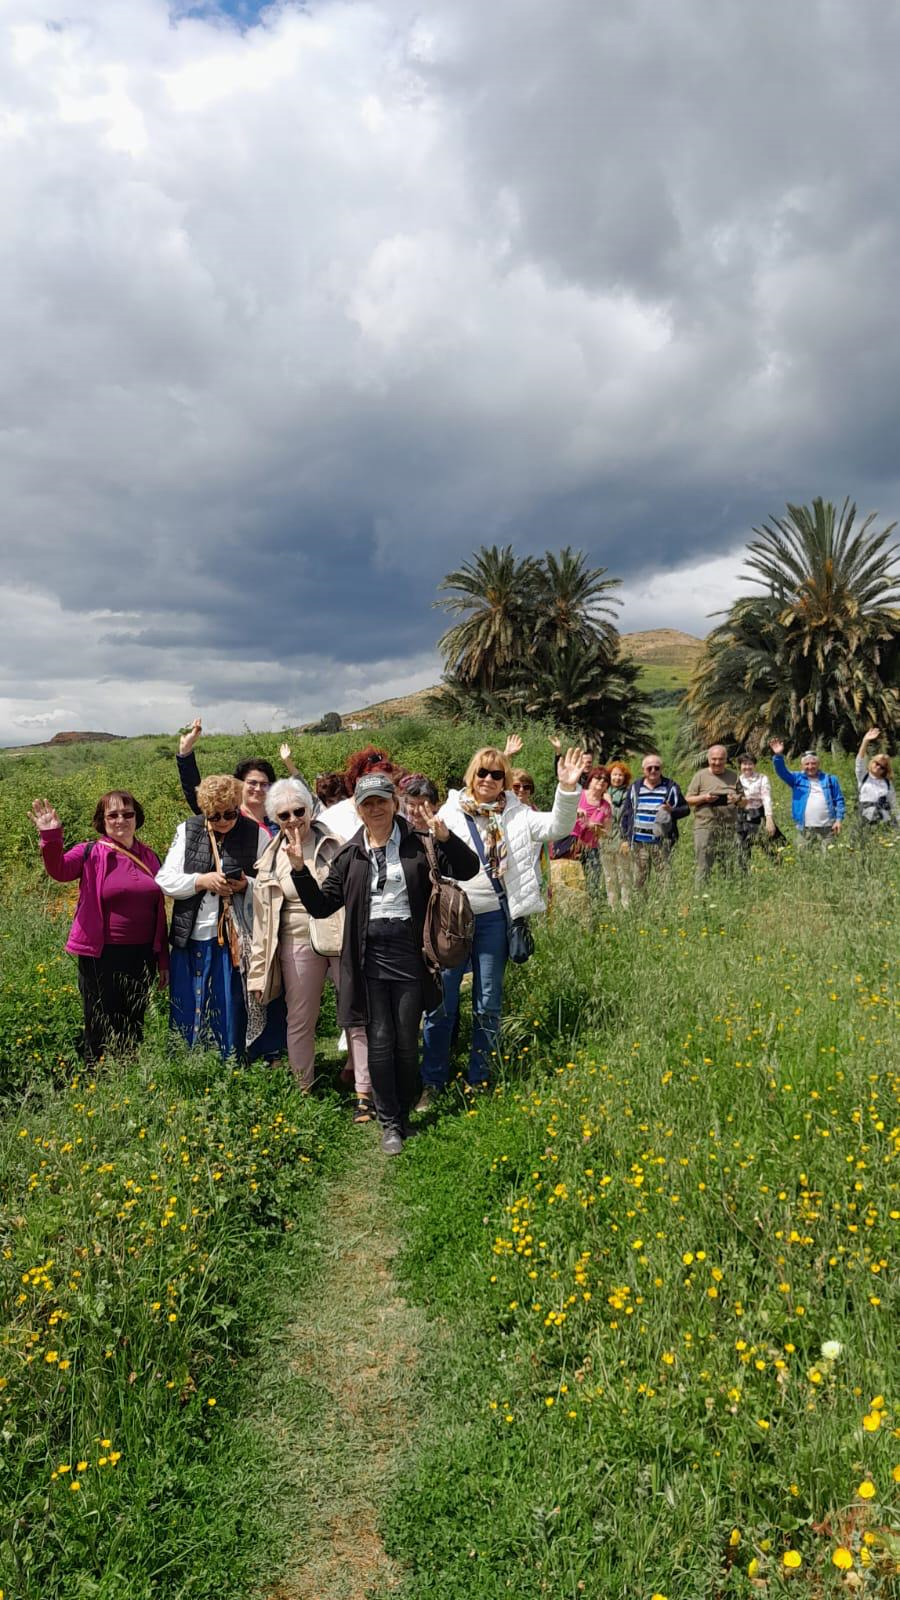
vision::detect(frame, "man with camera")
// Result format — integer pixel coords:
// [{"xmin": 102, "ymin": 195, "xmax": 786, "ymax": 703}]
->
[{"xmin": 686, "ymin": 745, "xmax": 740, "ymax": 885}]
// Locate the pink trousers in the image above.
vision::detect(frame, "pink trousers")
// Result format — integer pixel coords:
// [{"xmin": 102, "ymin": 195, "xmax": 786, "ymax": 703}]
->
[{"xmin": 278, "ymin": 939, "xmax": 370, "ymax": 1095}]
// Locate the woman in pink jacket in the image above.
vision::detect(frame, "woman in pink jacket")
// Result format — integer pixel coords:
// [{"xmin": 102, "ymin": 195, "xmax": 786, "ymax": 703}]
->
[{"xmin": 31, "ymin": 791, "xmax": 169, "ymax": 1064}]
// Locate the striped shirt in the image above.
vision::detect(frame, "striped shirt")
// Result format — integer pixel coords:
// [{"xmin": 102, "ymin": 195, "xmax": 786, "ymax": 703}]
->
[{"xmin": 633, "ymin": 782, "xmax": 671, "ymax": 845}]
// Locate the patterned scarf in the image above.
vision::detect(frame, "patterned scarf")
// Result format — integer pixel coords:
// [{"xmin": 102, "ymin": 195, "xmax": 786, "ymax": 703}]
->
[{"xmin": 458, "ymin": 790, "xmax": 508, "ymax": 879}]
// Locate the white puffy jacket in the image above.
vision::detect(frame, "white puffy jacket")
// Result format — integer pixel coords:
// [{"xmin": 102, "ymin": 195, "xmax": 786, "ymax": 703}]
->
[{"xmin": 440, "ymin": 784, "xmax": 579, "ymax": 920}]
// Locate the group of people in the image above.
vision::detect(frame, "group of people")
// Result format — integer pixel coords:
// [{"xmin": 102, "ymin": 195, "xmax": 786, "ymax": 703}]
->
[
  {"xmin": 30, "ymin": 721, "xmax": 895, "ymax": 1152},
  {"xmin": 549, "ymin": 728, "xmax": 897, "ymax": 906},
  {"xmin": 31, "ymin": 726, "xmax": 583, "ymax": 1154}
]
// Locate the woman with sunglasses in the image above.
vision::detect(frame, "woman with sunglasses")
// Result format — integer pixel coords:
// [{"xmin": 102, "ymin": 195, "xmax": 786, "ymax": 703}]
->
[
  {"xmin": 419, "ymin": 742, "xmax": 583, "ymax": 1101},
  {"xmin": 246, "ymin": 779, "xmax": 373, "ymax": 1115},
  {"xmin": 856, "ymin": 728, "xmax": 900, "ymax": 828},
  {"xmin": 156, "ymin": 775, "xmax": 268, "ymax": 1060},
  {"xmin": 31, "ymin": 790, "xmax": 169, "ymax": 1065}
]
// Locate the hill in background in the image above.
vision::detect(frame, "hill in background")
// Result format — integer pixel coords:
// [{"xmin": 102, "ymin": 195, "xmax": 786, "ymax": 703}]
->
[{"xmin": 328, "ymin": 628, "xmax": 703, "ymax": 727}]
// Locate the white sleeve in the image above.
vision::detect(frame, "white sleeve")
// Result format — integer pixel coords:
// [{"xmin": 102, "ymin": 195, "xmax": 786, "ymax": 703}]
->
[
  {"xmin": 155, "ymin": 823, "xmax": 200, "ymax": 899},
  {"xmin": 527, "ymin": 784, "xmax": 580, "ymax": 843}
]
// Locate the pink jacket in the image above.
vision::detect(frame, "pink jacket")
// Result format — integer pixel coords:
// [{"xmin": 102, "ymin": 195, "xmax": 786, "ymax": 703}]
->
[{"xmin": 39, "ymin": 829, "xmax": 169, "ymax": 973}]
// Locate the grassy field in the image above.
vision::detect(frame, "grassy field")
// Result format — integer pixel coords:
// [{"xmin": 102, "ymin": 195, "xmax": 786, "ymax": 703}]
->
[
  {"xmin": 1, "ymin": 719, "xmax": 897, "ymax": 1598},
  {"xmin": 387, "ymin": 846, "xmax": 900, "ymax": 1598}
]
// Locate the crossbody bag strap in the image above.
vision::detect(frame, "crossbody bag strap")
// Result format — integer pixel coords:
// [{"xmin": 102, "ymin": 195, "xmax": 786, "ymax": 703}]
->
[
  {"xmin": 421, "ymin": 831, "xmax": 443, "ymax": 885},
  {"xmin": 463, "ymin": 813, "xmax": 511, "ymax": 922},
  {"xmin": 206, "ymin": 824, "xmax": 232, "ymax": 951},
  {"xmin": 95, "ymin": 838, "xmax": 156, "ymax": 878}
]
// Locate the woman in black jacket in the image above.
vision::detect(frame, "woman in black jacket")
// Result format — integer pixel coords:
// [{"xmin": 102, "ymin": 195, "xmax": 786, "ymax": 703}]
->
[{"xmin": 285, "ymin": 772, "xmax": 479, "ymax": 1154}]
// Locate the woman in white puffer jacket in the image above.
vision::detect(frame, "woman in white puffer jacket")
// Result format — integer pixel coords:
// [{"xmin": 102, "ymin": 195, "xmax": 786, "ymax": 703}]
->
[{"xmin": 418, "ymin": 742, "xmax": 583, "ymax": 1101}]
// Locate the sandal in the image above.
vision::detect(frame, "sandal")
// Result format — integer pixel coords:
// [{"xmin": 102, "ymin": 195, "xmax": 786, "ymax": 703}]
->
[{"xmin": 353, "ymin": 1097, "xmax": 376, "ymax": 1124}]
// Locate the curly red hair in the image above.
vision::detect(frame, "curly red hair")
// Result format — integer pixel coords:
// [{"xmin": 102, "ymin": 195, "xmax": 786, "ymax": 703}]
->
[
  {"xmin": 344, "ymin": 746, "xmax": 396, "ymax": 790},
  {"xmin": 606, "ymin": 758, "xmax": 633, "ymax": 785}
]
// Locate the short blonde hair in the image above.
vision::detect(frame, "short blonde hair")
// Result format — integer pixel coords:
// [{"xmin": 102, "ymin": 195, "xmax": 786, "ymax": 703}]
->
[
  {"xmin": 196, "ymin": 774, "xmax": 242, "ymax": 816},
  {"xmin": 869, "ymin": 753, "xmax": 894, "ymax": 780},
  {"xmin": 464, "ymin": 747, "xmax": 512, "ymax": 790}
]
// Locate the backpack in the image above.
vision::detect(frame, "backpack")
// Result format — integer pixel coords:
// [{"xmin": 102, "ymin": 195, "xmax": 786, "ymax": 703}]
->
[{"xmin": 421, "ymin": 833, "xmax": 475, "ymax": 976}]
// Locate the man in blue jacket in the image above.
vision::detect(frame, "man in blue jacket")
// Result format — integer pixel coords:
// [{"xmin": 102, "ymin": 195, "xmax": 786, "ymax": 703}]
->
[{"xmin": 770, "ymin": 740, "xmax": 845, "ymax": 847}]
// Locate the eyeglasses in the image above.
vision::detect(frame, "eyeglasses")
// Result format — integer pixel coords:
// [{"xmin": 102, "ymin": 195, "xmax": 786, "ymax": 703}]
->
[
  {"xmin": 477, "ymin": 767, "xmax": 505, "ymax": 781},
  {"xmin": 276, "ymin": 807, "xmax": 307, "ymax": 821},
  {"xmin": 644, "ymin": 764, "xmax": 661, "ymax": 771},
  {"xmin": 206, "ymin": 809, "xmax": 239, "ymax": 823},
  {"xmin": 512, "ymin": 782, "xmax": 534, "ymax": 793},
  {"xmin": 106, "ymin": 809, "xmax": 135, "ymax": 820},
  {"xmin": 244, "ymin": 779, "xmax": 269, "ymax": 790}
]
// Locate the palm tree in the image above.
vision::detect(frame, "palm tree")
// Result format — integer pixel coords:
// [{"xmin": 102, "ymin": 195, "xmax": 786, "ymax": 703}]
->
[
  {"xmin": 435, "ymin": 545, "xmax": 540, "ymax": 690},
  {"xmin": 536, "ymin": 547, "xmax": 622, "ymax": 654},
  {"xmin": 684, "ymin": 498, "xmax": 900, "ymax": 752},
  {"xmin": 523, "ymin": 639, "xmax": 653, "ymax": 751}
]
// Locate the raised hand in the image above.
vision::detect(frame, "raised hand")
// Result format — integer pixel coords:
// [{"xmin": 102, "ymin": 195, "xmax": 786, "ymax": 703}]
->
[
  {"xmin": 420, "ymin": 801, "xmax": 449, "ymax": 841},
  {"xmin": 863, "ymin": 727, "xmax": 881, "ymax": 745},
  {"xmin": 769, "ymin": 738, "xmax": 785, "ymax": 756},
  {"xmin": 557, "ymin": 747, "xmax": 585, "ymax": 789},
  {"xmin": 279, "ymin": 742, "xmax": 292, "ymax": 762},
  {"xmin": 547, "ymin": 734, "xmax": 562, "ymax": 753},
  {"xmin": 282, "ymin": 821, "xmax": 306, "ymax": 867},
  {"xmin": 30, "ymin": 798, "xmax": 61, "ymax": 832},
  {"xmin": 503, "ymin": 733, "xmax": 523, "ymax": 757},
  {"xmin": 179, "ymin": 717, "xmax": 202, "ymax": 757}
]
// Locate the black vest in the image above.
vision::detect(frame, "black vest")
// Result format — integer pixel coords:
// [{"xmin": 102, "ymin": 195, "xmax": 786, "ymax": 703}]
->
[{"xmin": 169, "ymin": 813, "xmax": 261, "ymax": 949}]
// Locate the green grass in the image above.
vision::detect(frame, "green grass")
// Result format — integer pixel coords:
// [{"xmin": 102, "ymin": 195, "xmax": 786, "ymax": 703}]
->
[
  {"xmin": 0, "ymin": 884, "xmax": 352, "ymax": 1599},
  {"xmin": 384, "ymin": 842, "xmax": 900, "ymax": 1598},
  {"xmin": 637, "ymin": 662, "xmax": 693, "ymax": 693}
]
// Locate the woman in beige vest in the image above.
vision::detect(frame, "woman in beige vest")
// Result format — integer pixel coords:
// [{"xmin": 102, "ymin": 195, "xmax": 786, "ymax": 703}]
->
[{"xmin": 248, "ymin": 778, "xmax": 372, "ymax": 1119}]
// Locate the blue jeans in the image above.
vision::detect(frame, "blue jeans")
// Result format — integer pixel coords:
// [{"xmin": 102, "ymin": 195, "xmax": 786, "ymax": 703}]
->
[{"xmin": 421, "ymin": 908, "xmax": 508, "ymax": 1087}]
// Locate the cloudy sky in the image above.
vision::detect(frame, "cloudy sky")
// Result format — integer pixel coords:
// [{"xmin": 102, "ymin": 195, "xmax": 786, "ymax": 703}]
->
[{"xmin": 2, "ymin": 0, "xmax": 900, "ymax": 743}]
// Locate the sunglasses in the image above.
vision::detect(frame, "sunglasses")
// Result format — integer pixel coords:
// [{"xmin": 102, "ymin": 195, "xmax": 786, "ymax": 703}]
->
[
  {"xmin": 512, "ymin": 782, "xmax": 534, "ymax": 793},
  {"xmin": 106, "ymin": 809, "xmax": 135, "ymax": 820},
  {"xmin": 644, "ymin": 764, "xmax": 661, "ymax": 771},
  {"xmin": 477, "ymin": 767, "xmax": 505, "ymax": 782},
  {"xmin": 206, "ymin": 809, "xmax": 239, "ymax": 823},
  {"xmin": 276, "ymin": 807, "xmax": 307, "ymax": 821}
]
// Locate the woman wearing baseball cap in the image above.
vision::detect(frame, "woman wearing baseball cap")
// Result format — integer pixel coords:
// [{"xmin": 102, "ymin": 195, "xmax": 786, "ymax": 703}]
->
[{"xmin": 283, "ymin": 772, "xmax": 480, "ymax": 1154}]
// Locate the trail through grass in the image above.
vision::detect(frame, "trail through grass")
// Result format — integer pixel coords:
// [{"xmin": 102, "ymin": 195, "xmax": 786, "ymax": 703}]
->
[{"xmin": 260, "ymin": 1133, "xmax": 427, "ymax": 1600}]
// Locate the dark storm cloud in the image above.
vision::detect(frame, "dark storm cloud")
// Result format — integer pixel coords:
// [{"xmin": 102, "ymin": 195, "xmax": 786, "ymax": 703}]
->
[{"xmin": 2, "ymin": 0, "xmax": 900, "ymax": 743}]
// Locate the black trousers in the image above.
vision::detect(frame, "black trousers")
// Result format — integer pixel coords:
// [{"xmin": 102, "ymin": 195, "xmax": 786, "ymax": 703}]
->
[
  {"xmin": 365, "ymin": 976, "xmax": 423, "ymax": 1130},
  {"xmin": 77, "ymin": 944, "xmax": 155, "ymax": 1064},
  {"xmin": 364, "ymin": 921, "xmax": 424, "ymax": 1129}
]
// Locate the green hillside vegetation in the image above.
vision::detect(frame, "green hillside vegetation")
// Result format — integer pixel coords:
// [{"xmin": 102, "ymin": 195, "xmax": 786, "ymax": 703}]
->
[{"xmin": 1, "ymin": 711, "xmax": 897, "ymax": 1598}]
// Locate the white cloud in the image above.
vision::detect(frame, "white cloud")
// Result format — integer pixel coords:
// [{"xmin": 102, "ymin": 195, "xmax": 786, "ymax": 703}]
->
[{"xmin": 619, "ymin": 549, "xmax": 748, "ymax": 638}]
